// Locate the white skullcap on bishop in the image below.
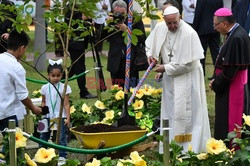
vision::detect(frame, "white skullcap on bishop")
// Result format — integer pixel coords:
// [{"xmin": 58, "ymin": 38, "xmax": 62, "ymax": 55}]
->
[{"xmin": 163, "ymin": 6, "xmax": 179, "ymax": 16}]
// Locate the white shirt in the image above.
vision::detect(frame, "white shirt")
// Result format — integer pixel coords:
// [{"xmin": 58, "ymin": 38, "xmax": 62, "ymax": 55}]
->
[
  {"xmin": 41, "ymin": 82, "xmax": 72, "ymax": 118},
  {"xmin": 93, "ymin": 0, "xmax": 111, "ymax": 24},
  {"xmin": 182, "ymin": 0, "xmax": 196, "ymax": 24},
  {"xmin": 0, "ymin": 52, "xmax": 28, "ymax": 120}
]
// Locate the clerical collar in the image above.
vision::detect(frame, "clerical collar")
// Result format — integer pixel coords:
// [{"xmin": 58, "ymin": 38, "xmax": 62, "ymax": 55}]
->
[{"xmin": 227, "ymin": 23, "xmax": 237, "ymax": 34}]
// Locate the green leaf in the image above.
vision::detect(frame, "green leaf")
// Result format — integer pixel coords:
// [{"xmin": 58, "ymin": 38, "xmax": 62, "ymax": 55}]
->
[
  {"xmin": 131, "ymin": 34, "xmax": 138, "ymax": 46},
  {"xmin": 227, "ymin": 131, "xmax": 237, "ymax": 139},
  {"xmin": 62, "ymin": 159, "xmax": 81, "ymax": 166},
  {"xmin": 132, "ymin": 29, "xmax": 143, "ymax": 35}
]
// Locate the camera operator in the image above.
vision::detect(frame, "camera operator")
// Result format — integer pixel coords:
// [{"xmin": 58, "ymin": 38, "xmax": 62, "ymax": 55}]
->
[{"xmin": 101, "ymin": 0, "xmax": 146, "ymax": 88}]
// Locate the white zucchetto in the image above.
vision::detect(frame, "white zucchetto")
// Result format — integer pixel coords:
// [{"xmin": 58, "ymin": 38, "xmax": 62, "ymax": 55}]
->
[{"xmin": 163, "ymin": 6, "xmax": 179, "ymax": 16}]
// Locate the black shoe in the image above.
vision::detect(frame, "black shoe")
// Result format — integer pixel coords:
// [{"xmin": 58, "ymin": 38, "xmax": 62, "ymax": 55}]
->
[
  {"xmin": 80, "ymin": 93, "xmax": 97, "ymax": 99},
  {"xmin": 208, "ymin": 75, "xmax": 215, "ymax": 80}
]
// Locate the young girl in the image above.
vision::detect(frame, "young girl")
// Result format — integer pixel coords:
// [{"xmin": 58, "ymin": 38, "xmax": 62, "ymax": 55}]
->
[{"xmin": 40, "ymin": 59, "xmax": 71, "ymax": 159}]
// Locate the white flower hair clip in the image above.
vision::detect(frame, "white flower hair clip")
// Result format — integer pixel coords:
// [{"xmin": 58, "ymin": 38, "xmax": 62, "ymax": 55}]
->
[{"xmin": 49, "ymin": 59, "xmax": 63, "ymax": 65}]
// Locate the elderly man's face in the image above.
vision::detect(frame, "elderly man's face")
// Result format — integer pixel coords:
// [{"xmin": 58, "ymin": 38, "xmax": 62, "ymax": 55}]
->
[
  {"xmin": 113, "ymin": 6, "xmax": 127, "ymax": 15},
  {"xmin": 164, "ymin": 13, "xmax": 180, "ymax": 32},
  {"xmin": 213, "ymin": 16, "xmax": 227, "ymax": 35}
]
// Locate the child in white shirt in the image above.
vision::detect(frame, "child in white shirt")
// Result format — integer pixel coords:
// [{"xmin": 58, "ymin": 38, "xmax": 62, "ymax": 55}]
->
[{"xmin": 40, "ymin": 59, "xmax": 71, "ymax": 159}]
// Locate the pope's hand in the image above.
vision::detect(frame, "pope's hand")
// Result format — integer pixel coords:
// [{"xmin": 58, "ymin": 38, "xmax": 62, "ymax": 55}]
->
[
  {"xmin": 147, "ymin": 56, "xmax": 157, "ymax": 65},
  {"xmin": 154, "ymin": 64, "xmax": 165, "ymax": 73},
  {"xmin": 155, "ymin": 73, "xmax": 163, "ymax": 81}
]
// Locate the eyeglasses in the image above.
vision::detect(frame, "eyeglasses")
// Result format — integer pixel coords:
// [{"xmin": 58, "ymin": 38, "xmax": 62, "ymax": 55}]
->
[{"xmin": 213, "ymin": 21, "xmax": 223, "ymax": 27}]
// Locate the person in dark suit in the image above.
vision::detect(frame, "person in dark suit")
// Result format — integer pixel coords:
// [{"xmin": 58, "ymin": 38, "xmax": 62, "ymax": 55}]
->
[
  {"xmin": 233, "ymin": 0, "xmax": 250, "ymax": 35},
  {"xmin": 0, "ymin": 0, "xmax": 16, "ymax": 53},
  {"xmin": 231, "ymin": 0, "xmax": 237, "ymax": 10},
  {"xmin": 193, "ymin": 0, "xmax": 223, "ymax": 79},
  {"xmin": 102, "ymin": 0, "xmax": 146, "ymax": 88},
  {"xmin": 65, "ymin": 6, "xmax": 97, "ymax": 99}
]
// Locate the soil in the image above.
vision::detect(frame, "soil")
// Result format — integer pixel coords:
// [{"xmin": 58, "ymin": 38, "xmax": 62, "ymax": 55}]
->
[{"xmin": 73, "ymin": 124, "xmax": 142, "ymax": 133}]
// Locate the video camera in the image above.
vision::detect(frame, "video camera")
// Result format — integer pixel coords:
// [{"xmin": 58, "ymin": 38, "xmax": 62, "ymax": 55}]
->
[{"xmin": 112, "ymin": 12, "xmax": 125, "ymax": 24}]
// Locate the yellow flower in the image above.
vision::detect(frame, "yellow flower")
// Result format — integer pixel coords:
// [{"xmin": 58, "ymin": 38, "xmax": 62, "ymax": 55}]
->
[
  {"xmin": 196, "ymin": 153, "xmax": 208, "ymax": 160},
  {"xmin": 85, "ymin": 158, "xmax": 101, "ymax": 166},
  {"xmin": 82, "ymin": 103, "xmax": 91, "ymax": 114},
  {"xmin": 115, "ymin": 90, "xmax": 124, "ymax": 100},
  {"xmin": 130, "ymin": 151, "xmax": 147, "ymax": 166},
  {"xmin": 142, "ymin": 85, "xmax": 154, "ymax": 96},
  {"xmin": 34, "ymin": 148, "xmax": 56, "ymax": 163},
  {"xmin": 101, "ymin": 118, "xmax": 113, "ymax": 125},
  {"xmin": 134, "ymin": 160, "xmax": 147, "ymax": 166},
  {"xmin": 151, "ymin": 88, "xmax": 163, "ymax": 96},
  {"xmin": 70, "ymin": 105, "xmax": 76, "ymax": 114},
  {"xmin": 206, "ymin": 138, "xmax": 227, "ymax": 155},
  {"xmin": 243, "ymin": 114, "xmax": 250, "ymax": 126},
  {"xmin": 94, "ymin": 100, "xmax": 106, "ymax": 109},
  {"xmin": 32, "ymin": 90, "xmax": 38, "ymax": 96},
  {"xmin": 32, "ymin": 90, "xmax": 41, "ymax": 98},
  {"xmin": 130, "ymin": 151, "xmax": 141, "ymax": 161},
  {"xmin": 117, "ymin": 161, "xmax": 124, "ymax": 166},
  {"xmin": 16, "ymin": 130, "xmax": 27, "ymax": 148},
  {"xmin": 25, "ymin": 153, "xmax": 37, "ymax": 166},
  {"xmin": 132, "ymin": 100, "xmax": 144, "ymax": 110},
  {"xmin": 135, "ymin": 111, "xmax": 143, "ymax": 119},
  {"xmin": 188, "ymin": 144, "xmax": 192, "ymax": 152},
  {"xmin": 158, "ymin": 88, "xmax": 163, "ymax": 93},
  {"xmin": 136, "ymin": 89, "xmax": 144, "ymax": 99},
  {"xmin": 105, "ymin": 110, "xmax": 114, "ymax": 120},
  {"xmin": 0, "ymin": 153, "xmax": 5, "ymax": 159}
]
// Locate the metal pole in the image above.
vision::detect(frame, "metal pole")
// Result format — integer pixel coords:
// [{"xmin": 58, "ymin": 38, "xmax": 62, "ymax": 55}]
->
[
  {"xmin": 162, "ymin": 118, "xmax": 170, "ymax": 166},
  {"xmin": 95, "ymin": 62, "xmax": 101, "ymax": 100},
  {"xmin": 8, "ymin": 120, "xmax": 16, "ymax": 166},
  {"xmin": 33, "ymin": 0, "xmax": 46, "ymax": 71}
]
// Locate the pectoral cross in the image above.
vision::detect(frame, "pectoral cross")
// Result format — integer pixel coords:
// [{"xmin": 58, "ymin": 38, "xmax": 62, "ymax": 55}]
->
[{"xmin": 168, "ymin": 52, "xmax": 173, "ymax": 62}]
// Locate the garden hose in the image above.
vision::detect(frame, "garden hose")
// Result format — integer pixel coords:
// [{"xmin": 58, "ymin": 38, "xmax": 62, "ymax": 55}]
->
[
  {"xmin": 26, "ymin": 68, "xmax": 98, "ymax": 84},
  {"xmin": 22, "ymin": 131, "xmax": 157, "ymax": 154}
]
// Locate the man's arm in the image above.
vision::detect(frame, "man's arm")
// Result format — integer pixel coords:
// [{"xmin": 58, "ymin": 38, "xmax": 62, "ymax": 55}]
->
[{"xmin": 21, "ymin": 97, "xmax": 42, "ymax": 115}]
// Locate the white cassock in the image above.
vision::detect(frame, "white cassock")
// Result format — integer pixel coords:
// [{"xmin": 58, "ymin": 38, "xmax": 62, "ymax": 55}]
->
[{"xmin": 146, "ymin": 20, "xmax": 211, "ymax": 153}]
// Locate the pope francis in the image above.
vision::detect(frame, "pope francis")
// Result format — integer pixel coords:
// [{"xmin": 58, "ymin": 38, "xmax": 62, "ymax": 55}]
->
[{"xmin": 146, "ymin": 6, "xmax": 211, "ymax": 152}]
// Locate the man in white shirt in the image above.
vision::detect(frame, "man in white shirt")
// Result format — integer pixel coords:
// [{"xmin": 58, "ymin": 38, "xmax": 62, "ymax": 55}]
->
[
  {"xmin": 93, "ymin": 0, "xmax": 111, "ymax": 55},
  {"xmin": 0, "ymin": 30, "xmax": 41, "ymax": 136},
  {"xmin": 182, "ymin": 0, "xmax": 196, "ymax": 26}
]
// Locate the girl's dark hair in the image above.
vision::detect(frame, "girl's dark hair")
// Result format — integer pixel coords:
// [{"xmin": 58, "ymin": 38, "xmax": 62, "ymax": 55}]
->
[{"xmin": 47, "ymin": 64, "xmax": 63, "ymax": 74}]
